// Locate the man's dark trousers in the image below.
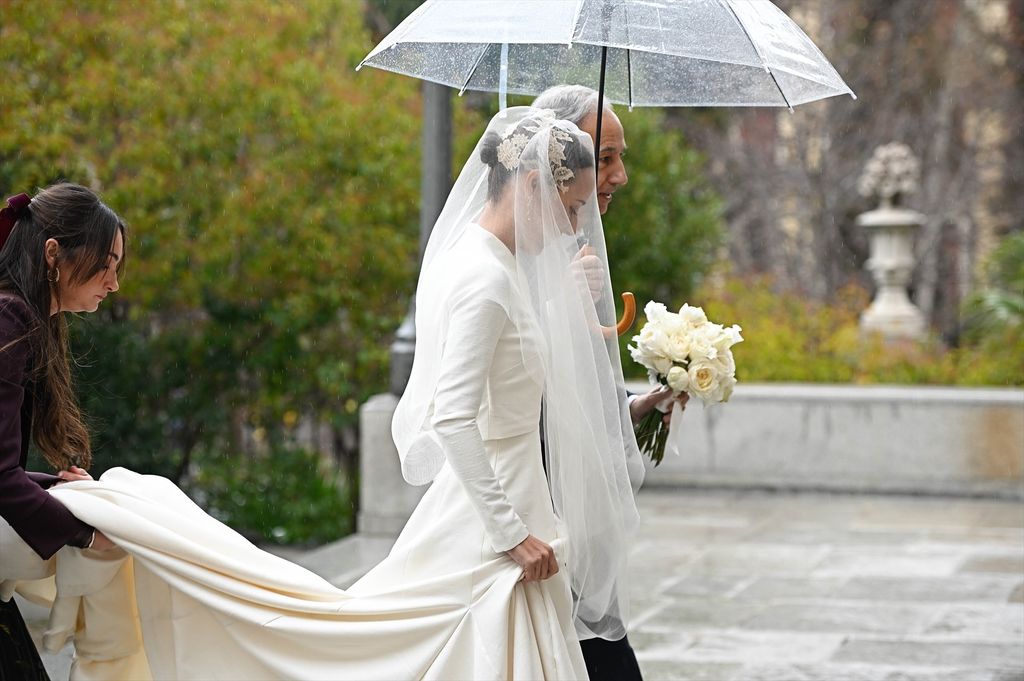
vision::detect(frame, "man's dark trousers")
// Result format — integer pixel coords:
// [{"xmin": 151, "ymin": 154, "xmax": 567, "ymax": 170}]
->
[{"xmin": 580, "ymin": 634, "xmax": 643, "ymax": 681}]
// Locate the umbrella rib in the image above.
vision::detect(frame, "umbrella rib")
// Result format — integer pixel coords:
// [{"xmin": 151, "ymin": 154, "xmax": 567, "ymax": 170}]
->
[
  {"xmin": 570, "ymin": 0, "xmax": 587, "ymax": 42},
  {"xmin": 764, "ymin": 59, "xmax": 793, "ymax": 111},
  {"xmin": 627, "ymin": 49, "xmax": 633, "ymax": 110},
  {"xmin": 719, "ymin": 0, "xmax": 794, "ymax": 111},
  {"xmin": 594, "ymin": 44, "xmax": 608, "ymax": 171},
  {"xmin": 624, "ymin": 1, "xmax": 634, "ymax": 110},
  {"xmin": 458, "ymin": 44, "xmax": 491, "ymax": 96}
]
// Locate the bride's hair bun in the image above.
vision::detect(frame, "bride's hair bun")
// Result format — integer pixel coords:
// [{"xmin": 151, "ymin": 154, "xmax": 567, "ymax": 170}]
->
[
  {"xmin": 479, "ymin": 130, "xmax": 503, "ymax": 168},
  {"xmin": 480, "ymin": 113, "xmax": 593, "ymax": 202}
]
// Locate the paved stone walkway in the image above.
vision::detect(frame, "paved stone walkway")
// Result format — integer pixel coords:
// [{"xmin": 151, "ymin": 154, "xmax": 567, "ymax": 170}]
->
[
  {"xmin": 627, "ymin": 489, "xmax": 1023, "ymax": 681},
  {"xmin": 24, "ymin": 488, "xmax": 1024, "ymax": 680}
]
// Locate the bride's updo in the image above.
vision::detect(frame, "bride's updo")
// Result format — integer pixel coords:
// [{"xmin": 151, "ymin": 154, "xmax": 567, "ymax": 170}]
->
[{"xmin": 479, "ymin": 112, "xmax": 593, "ymax": 202}]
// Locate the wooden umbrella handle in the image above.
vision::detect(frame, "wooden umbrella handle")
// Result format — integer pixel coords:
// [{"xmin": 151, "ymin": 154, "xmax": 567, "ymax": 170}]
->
[{"xmin": 601, "ymin": 292, "xmax": 637, "ymax": 338}]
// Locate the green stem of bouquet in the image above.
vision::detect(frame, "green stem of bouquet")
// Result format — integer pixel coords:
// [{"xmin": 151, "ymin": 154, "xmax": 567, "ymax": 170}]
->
[{"xmin": 634, "ymin": 408, "xmax": 670, "ymax": 466}]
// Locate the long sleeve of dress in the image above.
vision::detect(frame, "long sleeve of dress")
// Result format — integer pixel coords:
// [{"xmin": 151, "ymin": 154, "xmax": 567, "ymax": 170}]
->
[
  {"xmin": 430, "ymin": 294, "xmax": 531, "ymax": 554},
  {"xmin": 0, "ymin": 298, "xmax": 93, "ymax": 559}
]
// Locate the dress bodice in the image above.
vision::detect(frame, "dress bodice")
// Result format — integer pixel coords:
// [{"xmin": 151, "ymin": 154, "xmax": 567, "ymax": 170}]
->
[{"xmin": 466, "ymin": 226, "xmax": 545, "ymax": 440}]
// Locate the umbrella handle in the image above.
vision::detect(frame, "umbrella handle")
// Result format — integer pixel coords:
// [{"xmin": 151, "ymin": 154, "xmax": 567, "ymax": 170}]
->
[{"xmin": 602, "ymin": 292, "xmax": 636, "ymax": 338}]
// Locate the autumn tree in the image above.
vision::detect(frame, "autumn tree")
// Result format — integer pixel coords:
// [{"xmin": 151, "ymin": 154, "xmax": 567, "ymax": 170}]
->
[{"xmin": 1, "ymin": 0, "xmax": 425, "ymax": 482}]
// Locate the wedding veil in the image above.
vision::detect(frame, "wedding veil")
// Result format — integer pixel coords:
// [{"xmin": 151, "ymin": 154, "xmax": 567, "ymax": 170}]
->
[{"xmin": 392, "ymin": 107, "xmax": 643, "ymax": 640}]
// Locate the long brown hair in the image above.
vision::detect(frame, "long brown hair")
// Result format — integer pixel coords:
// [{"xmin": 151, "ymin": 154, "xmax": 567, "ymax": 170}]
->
[{"xmin": 0, "ymin": 183, "xmax": 126, "ymax": 470}]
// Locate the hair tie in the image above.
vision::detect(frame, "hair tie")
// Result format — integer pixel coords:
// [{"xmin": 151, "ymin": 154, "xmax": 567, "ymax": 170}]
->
[{"xmin": 0, "ymin": 193, "xmax": 31, "ymax": 250}]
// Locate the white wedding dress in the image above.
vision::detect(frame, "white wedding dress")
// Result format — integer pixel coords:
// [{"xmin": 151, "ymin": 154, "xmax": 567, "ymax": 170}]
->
[
  {"xmin": 351, "ymin": 224, "xmax": 585, "ymax": 677},
  {"xmin": 0, "ymin": 224, "xmax": 587, "ymax": 681}
]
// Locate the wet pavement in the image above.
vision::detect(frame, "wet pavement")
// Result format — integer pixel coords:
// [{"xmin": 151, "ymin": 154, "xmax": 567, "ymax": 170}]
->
[
  {"xmin": 627, "ymin": 488, "xmax": 1023, "ymax": 681},
  {"xmin": 23, "ymin": 488, "xmax": 1024, "ymax": 680}
]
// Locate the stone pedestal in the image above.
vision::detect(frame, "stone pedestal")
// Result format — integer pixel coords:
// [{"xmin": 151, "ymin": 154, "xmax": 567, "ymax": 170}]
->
[
  {"xmin": 858, "ymin": 206, "xmax": 926, "ymax": 340},
  {"xmin": 357, "ymin": 393, "xmax": 428, "ymax": 535}
]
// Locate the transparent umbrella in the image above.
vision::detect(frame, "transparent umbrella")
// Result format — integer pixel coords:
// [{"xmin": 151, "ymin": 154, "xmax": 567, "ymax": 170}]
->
[
  {"xmin": 360, "ymin": 0, "xmax": 856, "ymax": 338},
  {"xmin": 358, "ymin": 0, "xmax": 856, "ymax": 111}
]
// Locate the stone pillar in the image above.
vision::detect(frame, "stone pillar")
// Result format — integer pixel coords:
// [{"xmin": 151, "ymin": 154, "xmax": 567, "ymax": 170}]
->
[
  {"xmin": 858, "ymin": 205, "xmax": 927, "ymax": 339},
  {"xmin": 357, "ymin": 394, "xmax": 428, "ymax": 535}
]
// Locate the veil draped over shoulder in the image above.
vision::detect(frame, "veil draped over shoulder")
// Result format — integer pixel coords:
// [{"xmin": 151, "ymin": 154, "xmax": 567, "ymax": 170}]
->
[{"xmin": 392, "ymin": 107, "xmax": 644, "ymax": 640}]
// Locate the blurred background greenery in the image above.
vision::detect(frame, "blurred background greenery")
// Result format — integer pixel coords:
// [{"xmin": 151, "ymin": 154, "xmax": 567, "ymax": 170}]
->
[{"xmin": 2, "ymin": 0, "xmax": 1020, "ymax": 545}]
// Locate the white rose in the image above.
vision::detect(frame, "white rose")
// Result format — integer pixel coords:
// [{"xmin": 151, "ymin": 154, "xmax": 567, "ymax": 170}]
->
[
  {"xmin": 629, "ymin": 343, "xmax": 663, "ymax": 374},
  {"xmin": 705, "ymin": 348, "xmax": 738, "ymax": 402},
  {"xmin": 718, "ymin": 373, "xmax": 737, "ymax": 402},
  {"xmin": 662, "ymin": 309, "xmax": 688, "ymax": 335},
  {"xmin": 688, "ymin": 325, "xmax": 719, "ymax": 362},
  {"xmin": 678, "ymin": 303, "xmax": 708, "ymax": 327},
  {"xmin": 666, "ymin": 365, "xmax": 690, "ymax": 393},
  {"xmin": 630, "ymin": 324, "xmax": 675, "ymax": 375},
  {"xmin": 643, "ymin": 301, "xmax": 670, "ymax": 323},
  {"xmin": 688, "ymin": 360, "xmax": 726, "ymax": 403},
  {"xmin": 651, "ymin": 355, "xmax": 673, "ymax": 376},
  {"xmin": 714, "ymin": 324, "xmax": 744, "ymax": 353},
  {"xmin": 710, "ymin": 349, "xmax": 736, "ymax": 377},
  {"xmin": 665, "ymin": 329, "xmax": 692, "ymax": 362}
]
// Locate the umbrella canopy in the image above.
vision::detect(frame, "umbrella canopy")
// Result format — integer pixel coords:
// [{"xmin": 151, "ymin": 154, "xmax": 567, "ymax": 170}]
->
[{"xmin": 359, "ymin": 0, "xmax": 855, "ymax": 109}]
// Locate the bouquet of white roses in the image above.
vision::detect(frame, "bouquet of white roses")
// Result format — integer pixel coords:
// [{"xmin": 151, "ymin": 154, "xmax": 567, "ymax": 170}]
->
[{"xmin": 628, "ymin": 301, "xmax": 743, "ymax": 465}]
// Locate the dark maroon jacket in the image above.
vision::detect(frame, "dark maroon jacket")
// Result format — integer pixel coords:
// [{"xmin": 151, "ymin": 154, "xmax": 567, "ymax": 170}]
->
[{"xmin": 0, "ymin": 294, "xmax": 93, "ymax": 559}]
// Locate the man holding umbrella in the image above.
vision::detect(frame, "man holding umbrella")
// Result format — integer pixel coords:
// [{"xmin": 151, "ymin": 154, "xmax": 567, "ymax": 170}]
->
[{"xmin": 533, "ymin": 83, "xmax": 686, "ymax": 681}]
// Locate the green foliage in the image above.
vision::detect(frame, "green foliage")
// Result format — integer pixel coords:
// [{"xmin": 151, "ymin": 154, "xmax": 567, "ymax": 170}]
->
[
  {"xmin": 626, "ymin": 270, "xmax": 1024, "ymax": 387},
  {"xmin": 990, "ymin": 232, "xmax": 1024, "ymax": 294},
  {"xmin": 963, "ymin": 231, "xmax": 1024, "ymax": 341},
  {"xmin": 190, "ymin": 448, "xmax": 354, "ymax": 546},
  {"xmin": 1, "ymin": 0, "xmax": 421, "ymax": 543},
  {"xmin": 69, "ymin": 309, "xmax": 233, "ymax": 479}
]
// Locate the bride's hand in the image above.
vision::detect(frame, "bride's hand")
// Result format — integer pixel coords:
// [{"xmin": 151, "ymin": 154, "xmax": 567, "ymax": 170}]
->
[
  {"xmin": 507, "ymin": 535, "xmax": 558, "ymax": 583},
  {"xmin": 570, "ymin": 245, "xmax": 605, "ymax": 302},
  {"xmin": 56, "ymin": 466, "xmax": 93, "ymax": 483}
]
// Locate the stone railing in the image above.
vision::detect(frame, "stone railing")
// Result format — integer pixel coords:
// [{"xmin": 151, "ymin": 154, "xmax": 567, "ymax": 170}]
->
[{"xmin": 652, "ymin": 382, "xmax": 1023, "ymax": 499}]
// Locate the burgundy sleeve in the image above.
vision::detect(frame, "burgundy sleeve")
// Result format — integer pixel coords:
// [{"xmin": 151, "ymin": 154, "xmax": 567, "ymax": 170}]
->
[
  {"xmin": 0, "ymin": 297, "xmax": 93, "ymax": 559},
  {"xmin": 26, "ymin": 471, "xmax": 61, "ymax": 488}
]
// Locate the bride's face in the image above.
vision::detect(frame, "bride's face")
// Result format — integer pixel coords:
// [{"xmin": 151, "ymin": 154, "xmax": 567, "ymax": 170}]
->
[
  {"xmin": 558, "ymin": 168, "xmax": 595, "ymax": 234},
  {"xmin": 516, "ymin": 168, "xmax": 595, "ymax": 254}
]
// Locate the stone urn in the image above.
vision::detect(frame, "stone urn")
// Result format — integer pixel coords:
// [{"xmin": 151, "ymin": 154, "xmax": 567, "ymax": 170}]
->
[
  {"xmin": 856, "ymin": 144, "xmax": 926, "ymax": 340},
  {"xmin": 857, "ymin": 204, "xmax": 926, "ymax": 339}
]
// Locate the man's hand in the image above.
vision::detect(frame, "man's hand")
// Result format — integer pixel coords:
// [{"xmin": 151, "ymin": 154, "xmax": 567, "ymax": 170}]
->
[
  {"xmin": 507, "ymin": 535, "xmax": 559, "ymax": 582},
  {"xmin": 570, "ymin": 245, "xmax": 605, "ymax": 302},
  {"xmin": 629, "ymin": 385, "xmax": 690, "ymax": 426}
]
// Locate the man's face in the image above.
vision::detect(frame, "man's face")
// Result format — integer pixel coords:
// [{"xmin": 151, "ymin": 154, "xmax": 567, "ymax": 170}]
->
[{"xmin": 579, "ymin": 109, "xmax": 628, "ymax": 215}]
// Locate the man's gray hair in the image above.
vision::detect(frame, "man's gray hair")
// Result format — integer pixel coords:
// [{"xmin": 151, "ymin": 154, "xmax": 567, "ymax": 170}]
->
[{"xmin": 531, "ymin": 85, "xmax": 613, "ymax": 127}]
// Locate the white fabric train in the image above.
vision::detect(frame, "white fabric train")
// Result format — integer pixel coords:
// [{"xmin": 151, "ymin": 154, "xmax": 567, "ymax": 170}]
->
[{"xmin": 1, "ymin": 468, "xmax": 586, "ymax": 680}]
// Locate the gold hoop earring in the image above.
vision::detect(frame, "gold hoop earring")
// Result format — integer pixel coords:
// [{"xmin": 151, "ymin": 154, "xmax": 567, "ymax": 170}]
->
[{"xmin": 47, "ymin": 266, "xmax": 60, "ymax": 284}]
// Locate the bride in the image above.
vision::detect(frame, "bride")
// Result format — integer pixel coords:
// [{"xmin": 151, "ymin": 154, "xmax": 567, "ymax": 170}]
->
[{"xmin": 2, "ymin": 108, "xmax": 642, "ymax": 680}]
